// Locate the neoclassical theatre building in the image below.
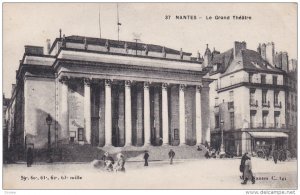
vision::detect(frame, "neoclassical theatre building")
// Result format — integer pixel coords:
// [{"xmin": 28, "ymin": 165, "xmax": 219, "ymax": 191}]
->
[{"xmin": 6, "ymin": 35, "xmax": 212, "ymax": 151}]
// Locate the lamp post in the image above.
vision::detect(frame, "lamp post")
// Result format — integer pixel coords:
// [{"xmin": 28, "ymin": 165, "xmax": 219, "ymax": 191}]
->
[
  {"xmin": 46, "ymin": 114, "xmax": 53, "ymax": 163},
  {"xmin": 220, "ymin": 119, "xmax": 225, "ymax": 156}
]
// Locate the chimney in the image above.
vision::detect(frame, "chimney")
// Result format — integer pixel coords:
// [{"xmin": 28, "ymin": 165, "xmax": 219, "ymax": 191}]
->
[
  {"xmin": 260, "ymin": 43, "xmax": 267, "ymax": 60},
  {"xmin": 265, "ymin": 42, "xmax": 275, "ymax": 66},
  {"xmin": 257, "ymin": 43, "xmax": 261, "ymax": 54},
  {"xmin": 274, "ymin": 52, "xmax": 282, "ymax": 69},
  {"xmin": 233, "ymin": 41, "xmax": 247, "ymax": 58},
  {"xmin": 46, "ymin": 39, "xmax": 51, "ymax": 54},
  {"xmin": 180, "ymin": 48, "xmax": 183, "ymax": 60},
  {"xmin": 11, "ymin": 84, "xmax": 16, "ymax": 96},
  {"xmin": 162, "ymin": 46, "xmax": 166, "ymax": 58},
  {"xmin": 289, "ymin": 59, "xmax": 297, "ymax": 72},
  {"xmin": 281, "ymin": 52, "xmax": 289, "ymax": 72},
  {"xmin": 59, "ymin": 29, "xmax": 62, "ymax": 38},
  {"xmin": 197, "ymin": 51, "xmax": 201, "ymax": 61}
]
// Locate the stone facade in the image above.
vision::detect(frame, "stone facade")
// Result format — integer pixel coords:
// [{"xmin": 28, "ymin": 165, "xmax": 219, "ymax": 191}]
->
[
  {"xmin": 208, "ymin": 41, "xmax": 296, "ymax": 156},
  {"xmin": 5, "ymin": 35, "xmax": 211, "ymax": 156}
]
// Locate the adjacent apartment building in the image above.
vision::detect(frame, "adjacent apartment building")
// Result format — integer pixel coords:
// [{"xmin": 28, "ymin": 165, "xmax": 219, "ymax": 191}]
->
[{"xmin": 207, "ymin": 41, "xmax": 297, "ymax": 156}]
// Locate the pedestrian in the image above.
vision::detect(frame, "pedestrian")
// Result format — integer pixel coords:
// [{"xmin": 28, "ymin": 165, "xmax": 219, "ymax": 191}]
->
[
  {"xmin": 144, "ymin": 151, "xmax": 149, "ymax": 166},
  {"xmin": 197, "ymin": 146, "xmax": 202, "ymax": 151},
  {"xmin": 26, "ymin": 147, "xmax": 33, "ymax": 167},
  {"xmin": 102, "ymin": 152, "xmax": 114, "ymax": 171},
  {"xmin": 114, "ymin": 153, "xmax": 125, "ymax": 172},
  {"xmin": 273, "ymin": 149, "xmax": 278, "ymax": 164},
  {"xmin": 265, "ymin": 148, "xmax": 270, "ymax": 160},
  {"xmin": 241, "ymin": 153, "xmax": 255, "ymax": 184},
  {"xmin": 168, "ymin": 149, "xmax": 175, "ymax": 165},
  {"xmin": 239, "ymin": 152, "xmax": 247, "ymax": 180}
]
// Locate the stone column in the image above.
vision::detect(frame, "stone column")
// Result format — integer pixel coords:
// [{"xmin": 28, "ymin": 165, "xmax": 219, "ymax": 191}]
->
[
  {"xmin": 144, "ymin": 82, "xmax": 151, "ymax": 145},
  {"xmin": 179, "ymin": 84, "xmax": 186, "ymax": 145},
  {"xmin": 125, "ymin": 80, "xmax": 132, "ymax": 146},
  {"xmin": 84, "ymin": 78, "xmax": 91, "ymax": 144},
  {"xmin": 196, "ymin": 85, "xmax": 202, "ymax": 145},
  {"xmin": 162, "ymin": 83, "xmax": 169, "ymax": 145},
  {"xmin": 105, "ymin": 79, "xmax": 112, "ymax": 146},
  {"xmin": 60, "ymin": 76, "xmax": 69, "ymax": 142}
]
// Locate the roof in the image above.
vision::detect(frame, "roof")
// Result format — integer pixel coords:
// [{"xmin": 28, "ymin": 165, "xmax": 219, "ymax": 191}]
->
[
  {"xmin": 211, "ymin": 48, "xmax": 234, "ymax": 72},
  {"xmin": 51, "ymin": 35, "xmax": 192, "ymax": 56},
  {"xmin": 210, "ymin": 48, "xmax": 285, "ymax": 76}
]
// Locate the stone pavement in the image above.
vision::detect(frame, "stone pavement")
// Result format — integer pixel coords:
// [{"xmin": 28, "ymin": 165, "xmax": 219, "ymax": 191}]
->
[{"xmin": 3, "ymin": 157, "xmax": 297, "ymax": 189}]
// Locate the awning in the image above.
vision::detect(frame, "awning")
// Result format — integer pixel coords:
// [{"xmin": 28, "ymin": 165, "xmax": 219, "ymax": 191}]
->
[{"xmin": 248, "ymin": 132, "xmax": 288, "ymax": 138}]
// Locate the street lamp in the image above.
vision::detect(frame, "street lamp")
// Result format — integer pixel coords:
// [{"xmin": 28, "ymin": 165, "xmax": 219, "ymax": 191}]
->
[
  {"xmin": 46, "ymin": 114, "xmax": 53, "ymax": 163},
  {"xmin": 220, "ymin": 119, "xmax": 225, "ymax": 156}
]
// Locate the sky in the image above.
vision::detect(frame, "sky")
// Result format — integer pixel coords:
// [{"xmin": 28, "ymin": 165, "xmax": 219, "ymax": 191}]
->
[{"xmin": 3, "ymin": 3, "xmax": 297, "ymax": 98}]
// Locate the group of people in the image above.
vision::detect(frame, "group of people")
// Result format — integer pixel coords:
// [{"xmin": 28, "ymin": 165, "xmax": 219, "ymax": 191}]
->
[
  {"xmin": 263, "ymin": 146, "xmax": 291, "ymax": 164},
  {"xmin": 101, "ymin": 152, "xmax": 126, "ymax": 172}
]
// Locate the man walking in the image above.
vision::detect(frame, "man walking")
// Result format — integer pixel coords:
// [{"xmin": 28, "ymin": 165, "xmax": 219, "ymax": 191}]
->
[
  {"xmin": 168, "ymin": 149, "xmax": 175, "ymax": 165},
  {"xmin": 144, "ymin": 151, "xmax": 149, "ymax": 166},
  {"xmin": 240, "ymin": 152, "xmax": 248, "ymax": 180},
  {"xmin": 273, "ymin": 149, "xmax": 278, "ymax": 164}
]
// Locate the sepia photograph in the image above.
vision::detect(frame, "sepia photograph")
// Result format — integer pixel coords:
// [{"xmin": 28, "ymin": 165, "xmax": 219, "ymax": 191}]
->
[{"xmin": 2, "ymin": 2, "xmax": 298, "ymax": 191}]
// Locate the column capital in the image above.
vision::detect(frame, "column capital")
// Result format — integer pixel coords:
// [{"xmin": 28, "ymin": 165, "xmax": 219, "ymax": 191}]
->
[
  {"xmin": 144, "ymin": 81, "xmax": 150, "ymax": 89},
  {"xmin": 59, "ymin": 76, "xmax": 69, "ymax": 84},
  {"xmin": 196, "ymin": 85, "xmax": 203, "ymax": 93},
  {"xmin": 105, "ymin": 79, "xmax": 112, "ymax": 87},
  {"xmin": 84, "ymin": 78, "xmax": 91, "ymax": 86},
  {"xmin": 125, "ymin": 80, "xmax": 132, "ymax": 87},
  {"xmin": 162, "ymin": 83, "xmax": 169, "ymax": 89},
  {"xmin": 179, "ymin": 84, "xmax": 186, "ymax": 91}
]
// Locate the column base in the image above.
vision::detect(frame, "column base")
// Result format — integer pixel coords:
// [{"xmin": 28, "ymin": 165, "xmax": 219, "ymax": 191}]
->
[
  {"xmin": 179, "ymin": 143, "xmax": 186, "ymax": 146},
  {"xmin": 124, "ymin": 143, "xmax": 132, "ymax": 147},
  {"xmin": 143, "ymin": 143, "xmax": 151, "ymax": 147},
  {"xmin": 162, "ymin": 143, "xmax": 169, "ymax": 146}
]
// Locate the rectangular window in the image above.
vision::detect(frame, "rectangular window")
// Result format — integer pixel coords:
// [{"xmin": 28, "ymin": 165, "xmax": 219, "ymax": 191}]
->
[
  {"xmin": 249, "ymin": 73, "xmax": 253, "ymax": 83},
  {"xmin": 274, "ymin": 91, "xmax": 279, "ymax": 105},
  {"xmin": 215, "ymin": 115, "xmax": 220, "ymax": 128},
  {"xmin": 261, "ymin": 75, "xmax": 266, "ymax": 84},
  {"xmin": 250, "ymin": 111, "xmax": 256, "ymax": 128},
  {"xmin": 78, "ymin": 128, "xmax": 84, "ymax": 141},
  {"xmin": 262, "ymin": 90, "xmax": 267, "ymax": 104},
  {"xmin": 215, "ymin": 97, "xmax": 219, "ymax": 107},
  {"xmin": 250, "ymin": 89, "xmax": 255, "ymax": 105},
  {"xmin": 273, "ymin": 76, "xmax": 278, "ymax": 85},
  {"xmin": 230, "ymin": 112, "xmax": 234, "ymax": 129},
  {"xmin": 262, "ymin": 112, "xmax": 268, "ymax": 128},
  {"xmin": 274, "ymin": 112, "xmax": 280, "ymax": 128},
  {"xmin": 229, "ymin": 91, "xmax": 234, "ymax": 102},
  {"xmin": 230, "ymin": 75, "xmax": 234, "ymax": 85}
]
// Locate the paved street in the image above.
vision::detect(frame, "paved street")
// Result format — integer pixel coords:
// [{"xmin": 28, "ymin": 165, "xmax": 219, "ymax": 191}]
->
[{"xmin": 3, "ymin": 157, "xmax": 297, "ymax": 189}]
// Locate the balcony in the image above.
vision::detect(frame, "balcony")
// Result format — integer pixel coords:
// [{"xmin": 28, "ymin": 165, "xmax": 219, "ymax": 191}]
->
[
  {"xmin": 250, "ymin": 100, "xmax": 258, "ymax": 107},
  {"xmin": 250, "ymin": 123, "xmax": 286, "ymax": 129},
  {"xmin": 262, "ymin": 101, "xmax": 270, "ymax": 108},
  {"xmin": 228, "ymin": 102, "xmax": 234, "ymax": 110},
  {"xmin": 274, "ymin": 102, "xmax": 282, "ymax": 108}
]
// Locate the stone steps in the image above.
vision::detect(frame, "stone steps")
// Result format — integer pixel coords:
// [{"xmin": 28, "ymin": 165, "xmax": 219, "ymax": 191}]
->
[{"xmin": 57, "ymin": 144, "xmax": 208, "ymax": 162}]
